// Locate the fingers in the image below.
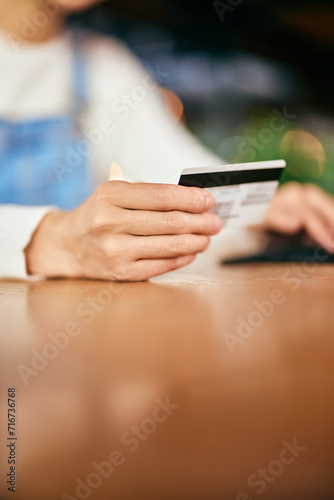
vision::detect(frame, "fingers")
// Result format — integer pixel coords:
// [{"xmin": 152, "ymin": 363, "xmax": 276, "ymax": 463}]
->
[
  {"xmin": 129, "ymin": 234, "xmax": 211, "ymax": 259},
  {"xmin": 113, "ymin": 208, "xmax": 223, "ymax": 236},
  {"xmin": 264, "ymin": 207, "xmax": 303, "ymax": 235},
  {"xmin": 303, "ymin": 207, "xmax": 334, "ymax": 253},
  {"xmin": 121, "ymin": 254, "xmax": 197, "ymax": 281},
  {"xmin": 265, "ymin": 183, "xmax": 334, "ymax": 252},
  {"xmin": 82, "ymin": 181, "xmax": 218, "ymax": 281},
  {"xmin": 264, "ymin": 183, "xmax": 303, "ymax": 233},
  {"xmin": 296, "ymin": 185, "xmax": 334, "ymax": 251},
  {"xmin": 102, "ymin": 233, "xmax": 210, "ymax": 261},
  {"xmin": 96, "ymin": 181, "xmax": 215, "ymax": 213},
  {"xmin": 303, "ymin": 185, "xmax": 334, "ymax": 232},
  {"xmin": 100, "ymin": 232, "xmax": 204, "ymax": 280}
]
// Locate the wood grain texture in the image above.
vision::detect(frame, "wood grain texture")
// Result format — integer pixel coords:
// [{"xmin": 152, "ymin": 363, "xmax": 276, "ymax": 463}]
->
[{"xmin": 1, "ymin": 261, "xmax": 334, "ymax": 500}]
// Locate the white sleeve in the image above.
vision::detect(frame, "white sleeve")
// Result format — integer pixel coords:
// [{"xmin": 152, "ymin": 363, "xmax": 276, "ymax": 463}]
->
[
  {"xmin": 115, "ymin": 91, "xmax": 223, "ymax": 184},
  {"xmin": 0, "ymin": 205, "xmax": 52, "ymax": 279},
  {"xmin": 85, "ymin": 36, "xmax": 223, "ymax": 185}
]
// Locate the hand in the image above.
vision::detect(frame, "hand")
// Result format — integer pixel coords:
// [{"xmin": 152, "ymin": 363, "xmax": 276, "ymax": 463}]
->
[
  {"xmin": 263, "ymin": 182, "xmax": 334, "ymax": 252},
  {"xmin": 25, "ymin": 181, "xmax": 223, "ymax": 281}
]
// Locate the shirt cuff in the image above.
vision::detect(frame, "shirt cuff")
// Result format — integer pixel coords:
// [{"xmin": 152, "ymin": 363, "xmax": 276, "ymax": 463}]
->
[{"xmin": 0, "ymin": 205, "xmax": 54, "ymax": 279}]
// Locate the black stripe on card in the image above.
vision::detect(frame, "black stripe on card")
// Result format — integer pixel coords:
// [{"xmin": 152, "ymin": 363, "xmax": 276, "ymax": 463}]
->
[{"xmin": 178, "ymin": 167, "xmax": 284, "ymax": 189}]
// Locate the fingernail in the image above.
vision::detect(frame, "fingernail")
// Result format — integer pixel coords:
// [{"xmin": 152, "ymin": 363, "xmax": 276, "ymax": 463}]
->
[{"xmin": 204, "ymin": 192, "xmax": 215, "ymax": 210}]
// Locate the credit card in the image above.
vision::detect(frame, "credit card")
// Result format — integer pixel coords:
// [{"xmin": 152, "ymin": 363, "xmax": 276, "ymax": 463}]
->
[{"xmin": 178, "ymin": 160, "xmax": 286, "ymax": 227}]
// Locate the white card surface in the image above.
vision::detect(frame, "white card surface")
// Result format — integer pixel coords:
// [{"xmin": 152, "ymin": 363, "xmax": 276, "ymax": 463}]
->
[{"xmin": 178, "ymin": 160, "xmax": 286, "ymax": 227}]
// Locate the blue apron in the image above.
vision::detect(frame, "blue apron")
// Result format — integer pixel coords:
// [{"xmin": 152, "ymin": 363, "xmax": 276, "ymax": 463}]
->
[{"xmin": 0, "ymin": 37, "xmax": 93, "ymax": 210}]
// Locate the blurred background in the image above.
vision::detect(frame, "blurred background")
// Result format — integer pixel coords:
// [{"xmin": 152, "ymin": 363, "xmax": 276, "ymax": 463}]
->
[{"xmin": 70, "ymin": 0, "xmax": 334, "ymax": 193}]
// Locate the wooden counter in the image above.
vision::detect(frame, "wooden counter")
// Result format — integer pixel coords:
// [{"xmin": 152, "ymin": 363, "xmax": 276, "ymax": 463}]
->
[{"xmin": 1, "ymin": 260, "xmax": 334, "ymax": 500}]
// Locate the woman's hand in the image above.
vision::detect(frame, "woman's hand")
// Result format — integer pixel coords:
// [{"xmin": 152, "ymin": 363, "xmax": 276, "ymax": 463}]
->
[
  {"xmin": 24, "ymin": 181, "xmax": 223, "ymax": 281},
  {"xmin": 263, "ymin": 182, "xmax": 334, "ymax": 252}
]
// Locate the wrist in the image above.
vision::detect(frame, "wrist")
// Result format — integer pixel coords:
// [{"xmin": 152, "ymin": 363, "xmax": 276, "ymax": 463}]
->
[{"xmin": 24, "ymin": 210, "xmax": 80, "ymax": 278}]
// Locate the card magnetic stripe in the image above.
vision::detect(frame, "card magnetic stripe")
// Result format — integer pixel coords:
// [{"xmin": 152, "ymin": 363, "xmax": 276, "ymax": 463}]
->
[{"xmin": 178, "ymin": 167, "xmax": 284, "ymax": 189}]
